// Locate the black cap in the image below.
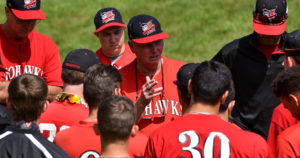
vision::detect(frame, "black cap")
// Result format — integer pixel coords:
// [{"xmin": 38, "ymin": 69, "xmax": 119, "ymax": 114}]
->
[
  {"xmin": 253, "ymin": 0, "xmax": 288, "ymax": 35},
  {"xmin": 63, "ymin": 49, "xmax": 100, "ymax": 73},
  {"xmin": 175, "ymin": 63, "xmax": 199, "ymax": 89},
  {"xmin": 6, "ymin": 0, "xmax": 45, "ymax": 20},
  {"xmin": 284, "ymin": 30, "xmax": 300, "ymax": 55},
  {"xmin": 94, "ymin": 7, "xmax": 126, "ymax": 34},
  {"xmin": 127, "ymin": 14, "xmax": 169, "ymax": 44}
]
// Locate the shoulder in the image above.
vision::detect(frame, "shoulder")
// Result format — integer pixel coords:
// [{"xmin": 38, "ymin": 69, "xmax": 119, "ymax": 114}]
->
[
  {"xmin": 280, "ymin": 123, "xmax": 300, "ymax": 139},
  {"xmin": 31, "ymin": 31, "xmax": 56, "ymax": 44}
]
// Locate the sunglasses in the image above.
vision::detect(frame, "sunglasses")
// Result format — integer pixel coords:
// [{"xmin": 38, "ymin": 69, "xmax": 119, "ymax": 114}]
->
[{"xmin": 56, "ymin": 93, "xmax": 83, "ymax": 104}]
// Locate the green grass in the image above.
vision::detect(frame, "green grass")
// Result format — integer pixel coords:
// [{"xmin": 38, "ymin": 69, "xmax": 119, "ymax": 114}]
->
[{"xmin": 0, "ymin": 0, "xmax": 299, "ymax": 62}]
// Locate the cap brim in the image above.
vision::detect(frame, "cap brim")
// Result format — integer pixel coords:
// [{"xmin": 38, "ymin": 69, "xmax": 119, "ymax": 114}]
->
[
  {"xmin": 132, "ymin": 32, "xmax": 169, "ymax": 44},
  {"xmin": 11, "ymin": 9, "xmax": 45, "ymax": 20},
  {"xmin": 253, "ymin": 20, "xmax": 286, "ymax": 36},
  {"xmin": 94, "ymin": 23, "xmax": 126, "ymax": 34}
]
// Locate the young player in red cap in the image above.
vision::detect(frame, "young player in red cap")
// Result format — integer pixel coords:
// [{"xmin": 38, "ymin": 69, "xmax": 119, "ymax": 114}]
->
[
  {"xmin": 54, "ymin": 64, "xmax": 148, "ymax": 158},
  {"xmin": 120, "ymin": 14, "xmax": 186, "ymax": 136},
  {"xmin": 267, "ymin": 30, "xmax": 300, "ymax": 158},
  {"xmin": 145, "ymin": 60, "xmax": 268, "ymax": 157},
  {"xmin": 39, "ymin": 49, "xmax": 100, "ymax": 142},
  {"xmin": 0, "ymin": 0, "xmax": 63, "ymax": 103},
  {"xmin": 94, "ymin": 7, "xmax": 135, "ymax": 70},
  {"xmin": 213, "ymin": 0, "xmax": 288, "ymax": 139},
  {"xmin": 272, "ymin": 66, "xmax": 300, "ymax": 158}
]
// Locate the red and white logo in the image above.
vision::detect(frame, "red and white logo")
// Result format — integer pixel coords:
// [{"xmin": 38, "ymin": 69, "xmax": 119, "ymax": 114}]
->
[
  {"xmin": 101, "ymin": 11, "xmax": 115, "ymax": 23},
  {"xmin": 262, "ymin": 8, "xmax": 277, "ymax": 21},
  {"xmin": 141, "ymin": 20, "xmax": 156, "ymax": 35},
  {"xmin": 24, "ymin": 0, "xmax": 36, "ymax": 9}
]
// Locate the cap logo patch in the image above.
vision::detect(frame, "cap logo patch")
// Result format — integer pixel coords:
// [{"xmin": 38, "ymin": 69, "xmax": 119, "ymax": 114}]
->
[
  {"xmin": 141, "ymin": 20, "xmax": 156, "ymax": 35},
  {"xmin": 24, "ymin": 0, "xmax": 36, "ymax": 9},
  {"xmin": 262, "ymin": 8, "xmax": 277, "ymax": 21},
  {"xmin": 101, "ymin": 11, "xmax": 115, "ymax": 23}
]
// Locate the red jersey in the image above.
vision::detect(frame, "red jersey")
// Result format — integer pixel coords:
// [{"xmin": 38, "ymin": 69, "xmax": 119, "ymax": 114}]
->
[
  {"xmin": 39, "ymin": 100, "xmax": 89, "ymax": 142},
  {"xmin": 267, "ymin": 103, "xmax": 299, "ymax": 158},
  {"xmin": 277, "ymin": 123, "xmax": 300, "ymax": 158},
  {"xmin": 96, "ymin": 44, "xmax": 135, "ymax": 70},
  {"xmin": 0, "ymin": 25, "xmax": 63, "ymax": 87},
  {"xmin": 145, "ymin": 113, "xmax": 268, "ymax": 158},
  {"xmin": 120, "ymin": 56, "xmax": 186, "ymax": 136},
  {"xmin": 54, "ymin": 120, "xmax": 148, "ymax": 158}
]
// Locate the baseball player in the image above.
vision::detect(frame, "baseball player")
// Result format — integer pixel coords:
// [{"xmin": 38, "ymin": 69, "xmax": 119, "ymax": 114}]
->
[
  {"xmin": 0, "ymin": 0, "xmax": 63, "ymax": 103},
  {"xmin": 0, "ymin": 74, "xmax": 69, "ymax": 158},
  {"xmin": 94, "ymin": 7, "xmax": 135, "ymax": 70},
  {"xmin": 267, "ymin": 30, "xmax": 300, "ymax": 158},
  {"xmin": 54, "ymin": 64, "xmax": 148, "ymax": 158},
  {"xmin": 39, "ymin": 49, "xmax": 100, "ymax": 142},
  {"xmin": 212, "ymin": 0, "xmax": 288, "ymax": 139},
  {"xmin": 272, "ymin": 66, "xmax": 300, "ymax": 158},
  {"xmin": 145, "ymin": 61, "xmax": 268, "ymax": 157},
  {"xmin": 120, "ymin": 14, "xmax": 186, "ymax": 136},
  {"xmin": 97, "ymin": 95, "xmax": 139, "ymax": 157}
]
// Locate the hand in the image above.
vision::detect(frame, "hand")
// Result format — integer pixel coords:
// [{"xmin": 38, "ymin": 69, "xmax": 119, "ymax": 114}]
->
[{"xmin": 139, "ymin": 76, "xmax": 163, "ymax": 105}]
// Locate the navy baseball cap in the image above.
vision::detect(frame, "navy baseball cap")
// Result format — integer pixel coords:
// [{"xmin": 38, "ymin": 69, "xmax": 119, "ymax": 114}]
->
[
  {"xmin": 127, "ymin": 14, "xmax": 169, "ymax": 44},
  {"xmin": 63, "ymin": 49, "xmax": 100, "ymax": 73},
  {"xmin": 7, "ymin": 0, "xmax": 45, "ymax": 20},
  {"xmin": 253, "ymin": 0, "xmax": 288, "ymax": 35},
  {"xmin": 94, "ymin": 7, "xmax": 126, "ymax": 34},
  {"xmin": 175, "ymin": 63, "xmax": 199, "ymax": 89},
  {"xmin": 284, "ymin": 30, "xmax": 300, "ymax": 55}
]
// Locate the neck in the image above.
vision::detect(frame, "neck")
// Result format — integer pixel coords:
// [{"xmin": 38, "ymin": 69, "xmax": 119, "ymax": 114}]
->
[
  {"xmin": 2, "ymin": 23, "xmax": 26, "ymax": 41},
  {"xmin": 136, "ymin": 60, "xmax": 162, "ymax": 78},
  {"xmin": 85, "ymin": 108, "xmax": 97, "ymax": 122},
  {"xmin": 101, "ymin": 140, "xmax": 130, "ymax": 158},
  {"xmin": 103, "ymin": 44, "xmax": 125, "ymax": 58},
  {"xmin": 185, "ymin": 100, "xmax": 220, "ymax": 115},
  {"xmin": 218, "ymin": 111, "xmax": 229, "ymax": 122},
  {"xmin": 62, "ymin": 83, "xmax": 84, "ymax": 99}
]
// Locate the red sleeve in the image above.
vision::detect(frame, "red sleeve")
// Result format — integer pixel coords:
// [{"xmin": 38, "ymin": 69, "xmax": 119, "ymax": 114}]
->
[
  {"xmin": 277, "ymin": 134, "xmax": 296, "ymax": 158},
  {"xmin": 42, "ymin": 37, "xmax": 63, "ymax": 87},
  {"xmin": 267, "ymin": 118, "xmax": 284, "ymax": 158}
]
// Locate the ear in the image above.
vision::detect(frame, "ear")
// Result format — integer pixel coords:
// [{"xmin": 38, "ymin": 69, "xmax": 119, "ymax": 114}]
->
[
  {"xmin": 289, "ymin": 94, "xmax": 299, "ymax": 108},
  {"xmin": 285, "ymin": 56, "xmax": 297, "ymax": 69},
  {"xmin": 114, "ymin": 87, "xmax": 120, "ymax": 95},
  {"xmin": 220, "ymin": 90, "xmax": 229, "ymax": 105},
  {"xmin": 93, "ymin": 123, "xmax": 100, "ymax": 135},
  {"xmin": 128, "ymin": 40, "xmax": 135, "ymax": 54},
  {"xmin": 187, "ymin": 79, "xmax": 192, "ymax": 94},
  {"xmin": 130, "ymin": 125, "xmax": 139, "ymax": 137},
  {"xmin": 43, "ymin": 100, "xmax": 49, "ymax": 113},
  {"xmin": 228, "ymin": 100, "xmax": 235, "ymax": 114}
]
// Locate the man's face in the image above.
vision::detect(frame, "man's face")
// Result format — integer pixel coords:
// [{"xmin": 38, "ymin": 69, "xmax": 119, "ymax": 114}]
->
[
  {"xmin": 96, "ymin": 26, "xmax": 125, "ymax": 57},
  {"xmin": 5, "ymin": 8, "xmax": 36, "ymax": 41},
  {"xmin": 256, "ymin": 34, "xmax": 281, "ymax": 46},
  {"xmin": 130, "ymin": 40, "xmax": 164, "ymax": 69},
  {"xmin": 281, "ymin": 95, "xmax": 300, "ymax": 120}
]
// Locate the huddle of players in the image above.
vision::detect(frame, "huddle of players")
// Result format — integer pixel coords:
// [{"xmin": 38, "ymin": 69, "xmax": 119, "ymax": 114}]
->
[{"xmin": 1, "ymin": 0, "xmax": 300, "ymax": 158}]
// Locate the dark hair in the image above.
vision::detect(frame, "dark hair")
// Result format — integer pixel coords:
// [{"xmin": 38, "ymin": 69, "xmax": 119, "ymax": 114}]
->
[
  {"xmin": 83, "ymin": 64, "xmax": 122, "ymax": 110},
  {"xmin": 219, "ymin": 80, "xmax": 235, "ymax": 113},
  {"xmin": 97, "ymin": 95, "xmax": 136, "ymax": 142},
  {"xmin": 61, "ymin": 68, "xmax": 84, "ymax": 85},
  {"xmin": 191, "ymin": 60, "xmax": 231, "ymax": 105},
  {"xmin": 177, "ymin": 85, "xmax": 191, "ymax": 106},
  {"xmin": 272, "ymin": 66, "xmax": 300, "ymax": 98},
  {"xmin": 8, "ymin": 74, "xmax": 48, "ymax": 122}
]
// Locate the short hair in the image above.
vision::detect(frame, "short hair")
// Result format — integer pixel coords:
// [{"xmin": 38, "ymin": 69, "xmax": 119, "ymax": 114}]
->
[
  {"xmin": 219, "ymin": 80, "xmax": 235, "ymax": 113},
  {"xmin": 61, "ymin": 68, "xmax": 84, "ymax": 85},
  {"xmin": 8, "ymin": 74, "xmax": 48, "ymax": 122},
  {"xmin": 83, "ymin": 64, "xmax": 122, "ymax": 110},
  {"xmin": 177, "ymin": 84, "xmax": 191, "ymax": 106},
  {"xmin": 97, "ymin": 95, "xmax": 136, "ymax": 142},
  {"xmin": 272, "ymin": 66, "xmax": 300, "ymax": 98},
  {"xmin": 191, "ymin": 60, "xmax": 231, "ymax": 105}
]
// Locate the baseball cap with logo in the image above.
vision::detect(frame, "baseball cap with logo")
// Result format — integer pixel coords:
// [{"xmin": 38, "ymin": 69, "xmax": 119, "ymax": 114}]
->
[
  {"xmin": 127, "ymin": 14, "xmax": 169, "ymax": 44},
  {"xmin": 6, "ymin": 0, "xmax": 45, "ymax": 20},
  {"xmin": 63, "ymin": 49, "xmax": 100, "ymax": 73},
  {"xmin": 284, "ymin": 30, "xmax": 300, "ymax": 55},
  {"xmin": 175, "ymin": 63, "xmax": 199, "ymax": 90},
  {"xmin": 94, "ymin": 7, "xmax": 126, "ymax": 34},
  {"xmin": 253, "ymin": 0, "xmax": 288, "ymax": 36}
]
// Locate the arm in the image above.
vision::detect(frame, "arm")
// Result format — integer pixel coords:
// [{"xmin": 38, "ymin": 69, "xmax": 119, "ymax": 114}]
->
[
  {"xmin": 47, "ymin": 85, "xmax": 62, "ymax": 102},
  {"xmin": 0, "ymin": 81, "xmax": 10, "ymax": 104}
]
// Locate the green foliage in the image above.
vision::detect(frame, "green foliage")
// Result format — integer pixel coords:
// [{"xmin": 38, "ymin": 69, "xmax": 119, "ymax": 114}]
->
[{"xmin": 0, "ymin": 0, "xmax": 299, "ymax": 62}]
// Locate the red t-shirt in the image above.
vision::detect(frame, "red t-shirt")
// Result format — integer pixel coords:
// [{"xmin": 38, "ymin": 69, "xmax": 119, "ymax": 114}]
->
[
  {"xmin": 0, "ymin": 25, "xmax": 63, "ymax": 86},
  {"xmin": 39, "ymin": 100, "xmax": 89, "ymax": 142},
  {"xmin": 267, "ymin": 103, "xmax": 299, "ymax": 158},
  {"xmin": 120, "ymin": 56, "xmax": 186, "ymax": 136},
  {"xmin": 277, "ymin": 123, "xmax": 300, "ymax": 158},
  {"xmin": 96, "ymin": 44, "xmax": 135, "ymax": 70},
  {"xmin": 54, "ymin": 120, "xmax": 148, "ymax": 158},
  {"xmin": 145, "ymin": 113, "xmax": 268, "ymax": 158}
]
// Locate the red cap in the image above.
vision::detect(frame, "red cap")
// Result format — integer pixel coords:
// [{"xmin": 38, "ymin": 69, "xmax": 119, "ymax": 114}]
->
[{"xmin": 253, "ymin": 19, "xmax": 286, "ymax": 36}]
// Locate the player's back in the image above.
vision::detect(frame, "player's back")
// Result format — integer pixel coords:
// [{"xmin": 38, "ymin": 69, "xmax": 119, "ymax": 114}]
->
[{"xmin": 145, "ymin": 113, "xmax": 268, "ymax": 158}]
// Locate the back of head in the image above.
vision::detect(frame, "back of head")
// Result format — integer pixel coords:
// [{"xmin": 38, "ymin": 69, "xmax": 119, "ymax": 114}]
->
[
  {"xmin": 8, "ymin": 74, "xmax": 48, "ymax": 122},
  {"xmin": 97, "ymin": 95, "xmax": 136, "ymax": 142},
  {"xmin": 272, "ymin": 65, "xmax": 300, "ymax": 98},
  {"xmin": 284, "ymin": 30, "xmax": 300, "ymax": 65},
  {"xmin": 191, "ymin": 60, "xmax": 231, "ymax": 105},
  {"xmin": 219, "ymin": 80, "xmax": 235, "ymax": 113},
  {"xmin": 83, "ymin": 64, "xmax": 121, "ymax": 110}
]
